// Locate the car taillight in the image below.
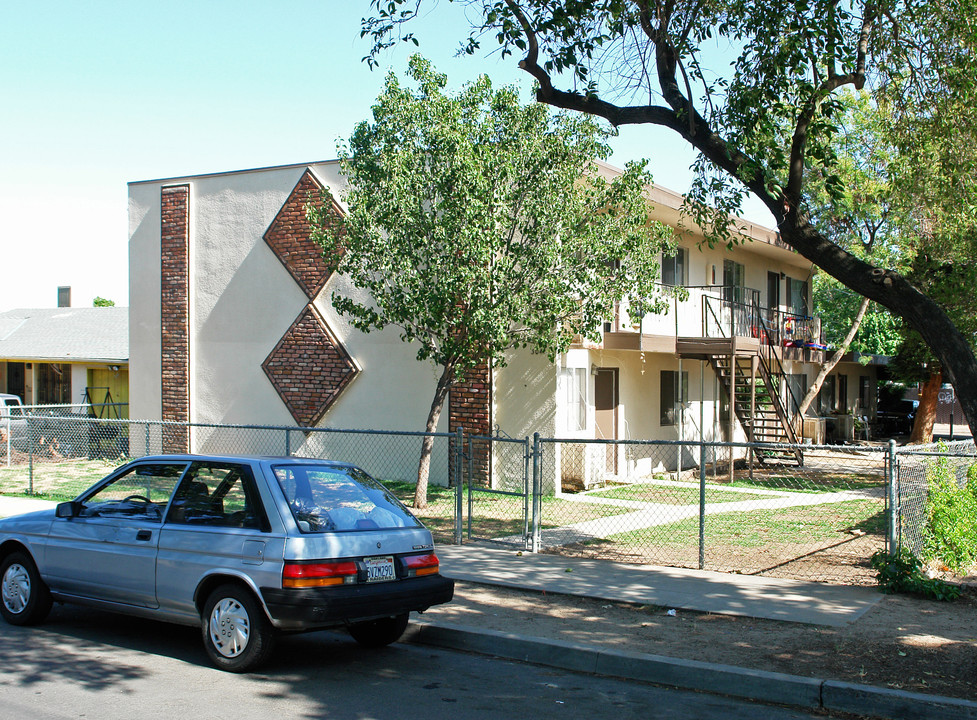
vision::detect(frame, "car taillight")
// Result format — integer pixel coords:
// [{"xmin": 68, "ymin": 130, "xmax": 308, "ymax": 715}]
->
[
  {"xmin": 283, "ymin": 561, "xmax": 359, "ymax": 588},
  {"xmin": 403, "ymin": 553, "xmax": 439, "ymax": 577}
]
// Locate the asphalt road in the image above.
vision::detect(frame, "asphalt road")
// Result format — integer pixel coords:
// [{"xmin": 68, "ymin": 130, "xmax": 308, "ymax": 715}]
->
[{"xmin": 0, "ymin": 605, "xmax": 844, "ymax": 720}]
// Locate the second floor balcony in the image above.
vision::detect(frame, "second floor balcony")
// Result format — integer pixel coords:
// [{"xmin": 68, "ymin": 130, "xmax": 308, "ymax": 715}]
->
[{"xmin": 599, "ymin": 285, "xmax": 825, "ymax": 363}]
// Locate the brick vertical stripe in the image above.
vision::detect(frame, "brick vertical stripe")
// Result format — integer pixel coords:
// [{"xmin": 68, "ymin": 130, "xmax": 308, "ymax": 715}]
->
[
  {"xmin": 449, "ymin": 362, "xmax": 493, "ymax": 485},
  {"xmin": 160, "ymin": 184, "xmax": 190, "ymax": 452}
]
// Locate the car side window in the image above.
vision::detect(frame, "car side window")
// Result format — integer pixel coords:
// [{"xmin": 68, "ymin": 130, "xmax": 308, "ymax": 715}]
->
[
  {"xmin": 80, "ymin": 463, "xmax": 187, "ymax": 522},
  {"xmin": 167, "ymin": 462, "xmax": 268, "ymax": 531}
]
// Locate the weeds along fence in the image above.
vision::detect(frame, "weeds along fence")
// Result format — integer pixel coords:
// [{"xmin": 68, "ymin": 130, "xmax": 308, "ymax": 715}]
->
[
  {"xmin": 0, "ymin": 413, "xmax": 905, "ymax": 585},
  {"xmin": 892, "ymin": 439, "xmax": 977, "ymax": 560}
]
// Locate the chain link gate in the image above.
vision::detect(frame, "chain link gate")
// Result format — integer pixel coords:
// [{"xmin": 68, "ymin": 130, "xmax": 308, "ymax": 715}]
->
[{"xmin": 462, "ymin": 434, "xmax": 534, "ymax": 549}]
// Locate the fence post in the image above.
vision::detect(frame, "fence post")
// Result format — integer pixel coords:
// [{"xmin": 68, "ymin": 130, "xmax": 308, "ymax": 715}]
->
[
  {"xmin": 4, "ymin": 415, "xmax": 9, "ymax": 468},
  {"xmin": 454, "ymin": 427, "xmax": 464, "ymax": 546},
  {"xmin": 284, "ymin": 428, "xmax": 291, "ymax": 457},
  {"xmin": 531, "ymin": 432, "xmax": 542, "ymax": 553},
  {"xmin": 699, "ymin": 438, "xmax": 707, "ymax": 569},
  {"xmin": 887, "ymin": 439, "xmax": 898, "ymax": 556}
]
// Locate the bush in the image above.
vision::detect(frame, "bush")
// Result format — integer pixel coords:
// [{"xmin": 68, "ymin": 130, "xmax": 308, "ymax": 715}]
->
[
  {"xmin": 869, "ymin": 549, "xmax": 960, "ymax": 601},
  {"xmin": 921, "ymin": 455, "xmax": 977, "ymax": 574}
]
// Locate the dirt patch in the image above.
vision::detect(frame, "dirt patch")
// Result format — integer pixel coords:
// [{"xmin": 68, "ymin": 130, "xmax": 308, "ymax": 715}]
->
[{"xmin": 424, "ymin": 580, "xmax": 977, "ymax": 701}]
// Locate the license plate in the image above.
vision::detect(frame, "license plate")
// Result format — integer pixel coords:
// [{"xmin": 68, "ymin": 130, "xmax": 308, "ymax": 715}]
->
[{"xmin": 364, "ymin": 555, "xmax": 395, "ymax": 583}]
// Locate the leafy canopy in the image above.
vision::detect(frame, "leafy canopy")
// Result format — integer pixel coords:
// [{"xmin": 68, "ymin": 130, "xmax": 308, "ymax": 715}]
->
[{"xmin": 312, "ymin": 55, "xmax": 671, "ymax": 378}]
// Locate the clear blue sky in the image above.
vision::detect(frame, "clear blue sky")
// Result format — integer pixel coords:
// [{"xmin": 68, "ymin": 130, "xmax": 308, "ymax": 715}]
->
[{"xmin": 0, "ymin": 1, "xmax": 771, "ymax": 311}]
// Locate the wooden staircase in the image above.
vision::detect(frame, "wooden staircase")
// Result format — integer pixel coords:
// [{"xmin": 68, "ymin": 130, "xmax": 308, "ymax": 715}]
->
[{"xmin": 708, "ymin": 353, "xmax": 804, "ymax": 465}]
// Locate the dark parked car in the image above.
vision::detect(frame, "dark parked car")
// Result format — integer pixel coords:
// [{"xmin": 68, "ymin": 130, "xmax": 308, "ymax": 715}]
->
[
  {"xmin": 876, "ymin": 400, "xmax": 918, "ymax": 437},
  {"xmin": 0, "ymin": 455, "xmax": 454, "ymax": 671}
]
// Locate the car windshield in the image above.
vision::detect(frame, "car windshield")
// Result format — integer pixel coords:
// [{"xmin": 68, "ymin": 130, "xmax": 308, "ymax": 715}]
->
[
  {"xmin": 1, "ymin": 402, "xmax": 23, "ymax": 418},
  {"xmin": 272, "ymin": 464, "xmax": 421, "ymax": 533}
]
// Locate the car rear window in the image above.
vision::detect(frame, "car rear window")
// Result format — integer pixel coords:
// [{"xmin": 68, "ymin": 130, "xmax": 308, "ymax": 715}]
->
[{"xmin": 272, "ymin": 464, "xmax": 421, "ymax": 533}]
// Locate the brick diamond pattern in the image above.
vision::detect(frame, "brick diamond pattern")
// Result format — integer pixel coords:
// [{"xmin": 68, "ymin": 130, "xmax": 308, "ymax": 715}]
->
[
  {"xmin": 263, "ymin": 168, "xmax": 344, "ymax": 299},
  {"xmin": 262, "ymin": 305, "xmax": 359, "ymax": 427}
]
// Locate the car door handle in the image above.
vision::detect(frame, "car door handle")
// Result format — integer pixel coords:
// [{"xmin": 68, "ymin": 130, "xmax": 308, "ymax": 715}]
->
[{"xmin": 136, "ymin": 530, "xmax": 152, "ymax": 541}]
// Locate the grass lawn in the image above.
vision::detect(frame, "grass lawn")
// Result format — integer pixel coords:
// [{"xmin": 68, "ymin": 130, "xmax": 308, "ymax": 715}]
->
[
  {"xmin": 596, "ymin": 499, "xmax": 885, "ymax": 549},
  {"xmin": 384, "ymin": 480, "xmax": 628, "ymax": 542},
  {"xmin": 0, "ymin": 459, "xmax": 119, "ymax": 500},
  {"xmin": 589, "ymin": 483, "xmax": 771, "ymax": 505}
]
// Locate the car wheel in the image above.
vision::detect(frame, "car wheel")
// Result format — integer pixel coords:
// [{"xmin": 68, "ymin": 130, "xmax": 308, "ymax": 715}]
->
[
  {"xmin": 0, "ymin": 551, "xmax": 53, "ymax": 626},
  {"xmin": 348, "ymin": 613, "xmax": 409, "ymax": 648},
  {"xmin": 201, "ymin": 584, "xmax": 275, "ymax": 672}
]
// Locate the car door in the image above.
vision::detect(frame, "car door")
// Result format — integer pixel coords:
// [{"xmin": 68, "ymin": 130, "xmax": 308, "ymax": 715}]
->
[
  {"xmin": 42, "ymin": 461, "xmax": 187, "ymax": 607},
  {"xmin": 156, "ymin": 461, "xmax": 278, "ymax": 618}
]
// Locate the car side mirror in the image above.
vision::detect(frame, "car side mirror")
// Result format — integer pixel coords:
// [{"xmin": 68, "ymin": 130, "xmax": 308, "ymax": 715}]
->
[{"xmin": 56, "ymin": 501, "xmax": 82, "ymax": 519}]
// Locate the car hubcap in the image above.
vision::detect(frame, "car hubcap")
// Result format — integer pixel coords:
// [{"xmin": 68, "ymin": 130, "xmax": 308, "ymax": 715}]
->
[
  {"xmin": 2, "ymin": 563, "xmax": 30, "ymax": 615},
  {"xmin": 209, "ymin": 598, "xmax": 250, "ymax": 658}
]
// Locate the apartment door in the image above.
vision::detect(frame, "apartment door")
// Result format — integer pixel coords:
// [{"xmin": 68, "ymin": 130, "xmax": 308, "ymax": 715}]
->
[{"xmin": 595, "ymin": 368, "xmax": 619, "ymax": 474}]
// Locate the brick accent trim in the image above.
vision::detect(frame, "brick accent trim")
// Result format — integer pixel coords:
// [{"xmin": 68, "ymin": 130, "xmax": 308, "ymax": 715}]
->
[
  {"xmin": 263, "ymin": 168, "xmax": 345, "ymax": 299},
  {"xmin": 262, "ymin": 304, "xmax": 360, "ymax": 427},
  {"xmin": 160, "ymin": 184, "xmax": 190, "ymax": 452},
  {"xmin": 449, "ymin": 363, "xmax": 493, "ymax": 484}
]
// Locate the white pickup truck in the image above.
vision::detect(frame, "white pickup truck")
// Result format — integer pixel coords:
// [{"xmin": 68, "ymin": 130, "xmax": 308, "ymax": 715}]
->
[{"xmin": 0, "ymin": 394, "xmax": 27, "ymax": 452}]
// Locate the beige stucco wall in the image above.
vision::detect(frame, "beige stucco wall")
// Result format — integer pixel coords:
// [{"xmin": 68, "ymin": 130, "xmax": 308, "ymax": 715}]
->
[{"xmin": 129, "ymin": 162, "xmax": 449, "ymax": 481}]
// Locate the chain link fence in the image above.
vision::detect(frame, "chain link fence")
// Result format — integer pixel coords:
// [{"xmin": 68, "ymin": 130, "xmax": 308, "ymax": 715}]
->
[
  {"xmin": 893, "ymin": 439, "xmax": 977, "ymax": 558},
  {"xmin": 4, "ymin": 411, "xmax": 973, "ymax": 585}
]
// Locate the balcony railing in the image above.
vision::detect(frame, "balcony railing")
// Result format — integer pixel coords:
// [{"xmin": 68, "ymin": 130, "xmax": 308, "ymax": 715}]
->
[{"xmin": 623, "ymin": 284, "xmax": 823, "ymax": 350}]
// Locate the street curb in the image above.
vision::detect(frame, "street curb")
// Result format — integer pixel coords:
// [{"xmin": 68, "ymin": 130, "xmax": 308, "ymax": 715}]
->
[{"xmin": 404, "ymin": 621, "xmax": 977, "ymax": 720}]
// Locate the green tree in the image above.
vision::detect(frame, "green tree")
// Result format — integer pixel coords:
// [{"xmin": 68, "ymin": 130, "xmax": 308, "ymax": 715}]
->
[
  {"xmin": 361, "ymin": 0, "xmax": 977, "ymax": 438},
  {"xmin": 312, "ymin": 56, "xmax": 671, "ymax": 507},
  {"xmin": 92, "ymin": 296, "xmax": 115, "ymax": 307}
]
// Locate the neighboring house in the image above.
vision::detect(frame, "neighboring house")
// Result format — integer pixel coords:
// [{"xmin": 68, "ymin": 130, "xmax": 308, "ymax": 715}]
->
[
  {"xmin": 127, "ymin": 160, "xmax": 876, "ymax": 488},
  {"xmin": 0, "ymin": 307, "xmax": 129, "ymax": 416}
]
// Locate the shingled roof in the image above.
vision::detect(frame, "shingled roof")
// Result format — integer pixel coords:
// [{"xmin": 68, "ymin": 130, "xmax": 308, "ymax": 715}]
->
[{"xmin": 0, "ymin": 307, "xmax": 128, "ymax": 363}]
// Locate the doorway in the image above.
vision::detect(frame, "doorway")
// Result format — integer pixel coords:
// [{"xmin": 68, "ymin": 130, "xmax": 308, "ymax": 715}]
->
[{"xmin": 595, "ymin": 368, "xmax": 619, "ymax": 474}]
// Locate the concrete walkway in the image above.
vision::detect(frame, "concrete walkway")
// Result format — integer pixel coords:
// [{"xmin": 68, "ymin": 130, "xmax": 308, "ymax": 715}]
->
[{"xmin": 436, "ymin": 543, "xmax": 881, "ymax": 626}]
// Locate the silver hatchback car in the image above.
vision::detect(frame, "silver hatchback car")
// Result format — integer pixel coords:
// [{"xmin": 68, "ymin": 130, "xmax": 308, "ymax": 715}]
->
[{"xmin": 0, "ymin": 455, "xmax": 454, "ymax": 671}]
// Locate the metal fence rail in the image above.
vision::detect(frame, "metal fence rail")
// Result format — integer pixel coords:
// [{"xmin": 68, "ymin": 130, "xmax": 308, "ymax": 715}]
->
[{"xmin": 3, "ymin": 412, "xmax": 972, "ymax": 585}]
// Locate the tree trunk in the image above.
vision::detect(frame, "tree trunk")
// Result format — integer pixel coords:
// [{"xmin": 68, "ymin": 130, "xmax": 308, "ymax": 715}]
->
[
  {"xmin": 414, "ymin": 363, "xmax": 455, "ymax": 509},
  {"xmin": 909, "ymin": 370, "xmax": 941, "ymax": 444},
  {"xmin": 797, "ymin": 296, "xmax": 870, "ymax": 417}
]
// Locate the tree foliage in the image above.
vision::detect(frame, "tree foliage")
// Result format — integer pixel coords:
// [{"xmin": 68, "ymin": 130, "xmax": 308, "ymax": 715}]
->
[
  {"xmin": 360, "ymin": 0, "xmax": 977, "ymax": 438},
  {"xmin": 313, "ymin": 55, "xmax": 671, "ymax": 505}
]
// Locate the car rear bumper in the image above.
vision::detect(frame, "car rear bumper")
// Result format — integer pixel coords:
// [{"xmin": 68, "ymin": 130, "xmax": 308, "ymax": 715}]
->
[{"xmin": 261, "ymin": 574, "xmax": 454, "ymax": 629}]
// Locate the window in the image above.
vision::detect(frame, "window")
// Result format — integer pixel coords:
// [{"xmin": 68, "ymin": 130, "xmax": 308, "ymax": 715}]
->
[
  {"xmin": 274, "ymin": 463, "xmax": 421, "ymax": 533},
  {"xmin": 817, "ymin": 375, "xmax": 836, "ymax": 415},
  {"xmin": 723, "ymin": 260, "xmax": 747, "ymax": 304},
  {"xmin": 660, "ymin": 370, "xmax": 689, "ymax": 426},
  {"xmin": 662, "ymin": 247, "xmax": 688, "ymax": 286},
  {"xmin": 561, "ymin": 367, "xmax": 587, "ymax": 432},
  {"xmin": 37, "ymin": 363, "xmax": 71, "ymax": 404},
  {"xmin": 786, "ymin": 277, "xmax": 809, "ymax": 316},
  {"xmin": 858, "ymin": 375, "xmax": 874, "ymax": 413},
  {"xmin": 79, "ymin": 463, "xmax": 187, "ymax": 522},
  {"xmin": 787, "ymin": 373, "xmax": 808, "ymax": 415},
  {"xmin": 167, "ymin": 462, "xmax": 268, "ymax": 530},
  {"xmin": 838, "ymin": 375, "xmax": 848, "ymax": 413}
]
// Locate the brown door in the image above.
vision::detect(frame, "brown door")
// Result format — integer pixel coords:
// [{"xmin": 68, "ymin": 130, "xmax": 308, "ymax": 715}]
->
[{"xmin": 595, "ymin": 368, "xmax": 619, "ymax": 474}]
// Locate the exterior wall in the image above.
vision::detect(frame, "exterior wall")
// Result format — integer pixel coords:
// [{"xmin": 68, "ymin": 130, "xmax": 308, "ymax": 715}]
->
[{"xmin": 129, "ymin": 163, "xmax": 449, "ymax": 482}]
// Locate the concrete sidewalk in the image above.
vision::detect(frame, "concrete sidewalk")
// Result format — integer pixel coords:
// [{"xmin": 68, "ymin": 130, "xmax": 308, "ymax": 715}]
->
[{"xmin": 436, "ymin": 544, "xmax": 881, "ymax": 626}]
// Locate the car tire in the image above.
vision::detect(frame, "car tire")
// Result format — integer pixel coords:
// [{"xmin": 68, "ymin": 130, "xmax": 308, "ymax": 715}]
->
[
  {"xmin": 201, "ymin": 584, "xmax": 275, "ymax": 673},
  {"xmin": 0, "ymin": 551, "xmax": 53, "ymax": 626},
  {"xmin": 348, "ymin": 613, "xmax": 410, "ymax": 648}
]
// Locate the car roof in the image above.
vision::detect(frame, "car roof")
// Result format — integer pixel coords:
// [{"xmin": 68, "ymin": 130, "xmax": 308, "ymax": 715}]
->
[{"xmin": 132, "ymin": 454, "xmax": 357, "ymax": 469}]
